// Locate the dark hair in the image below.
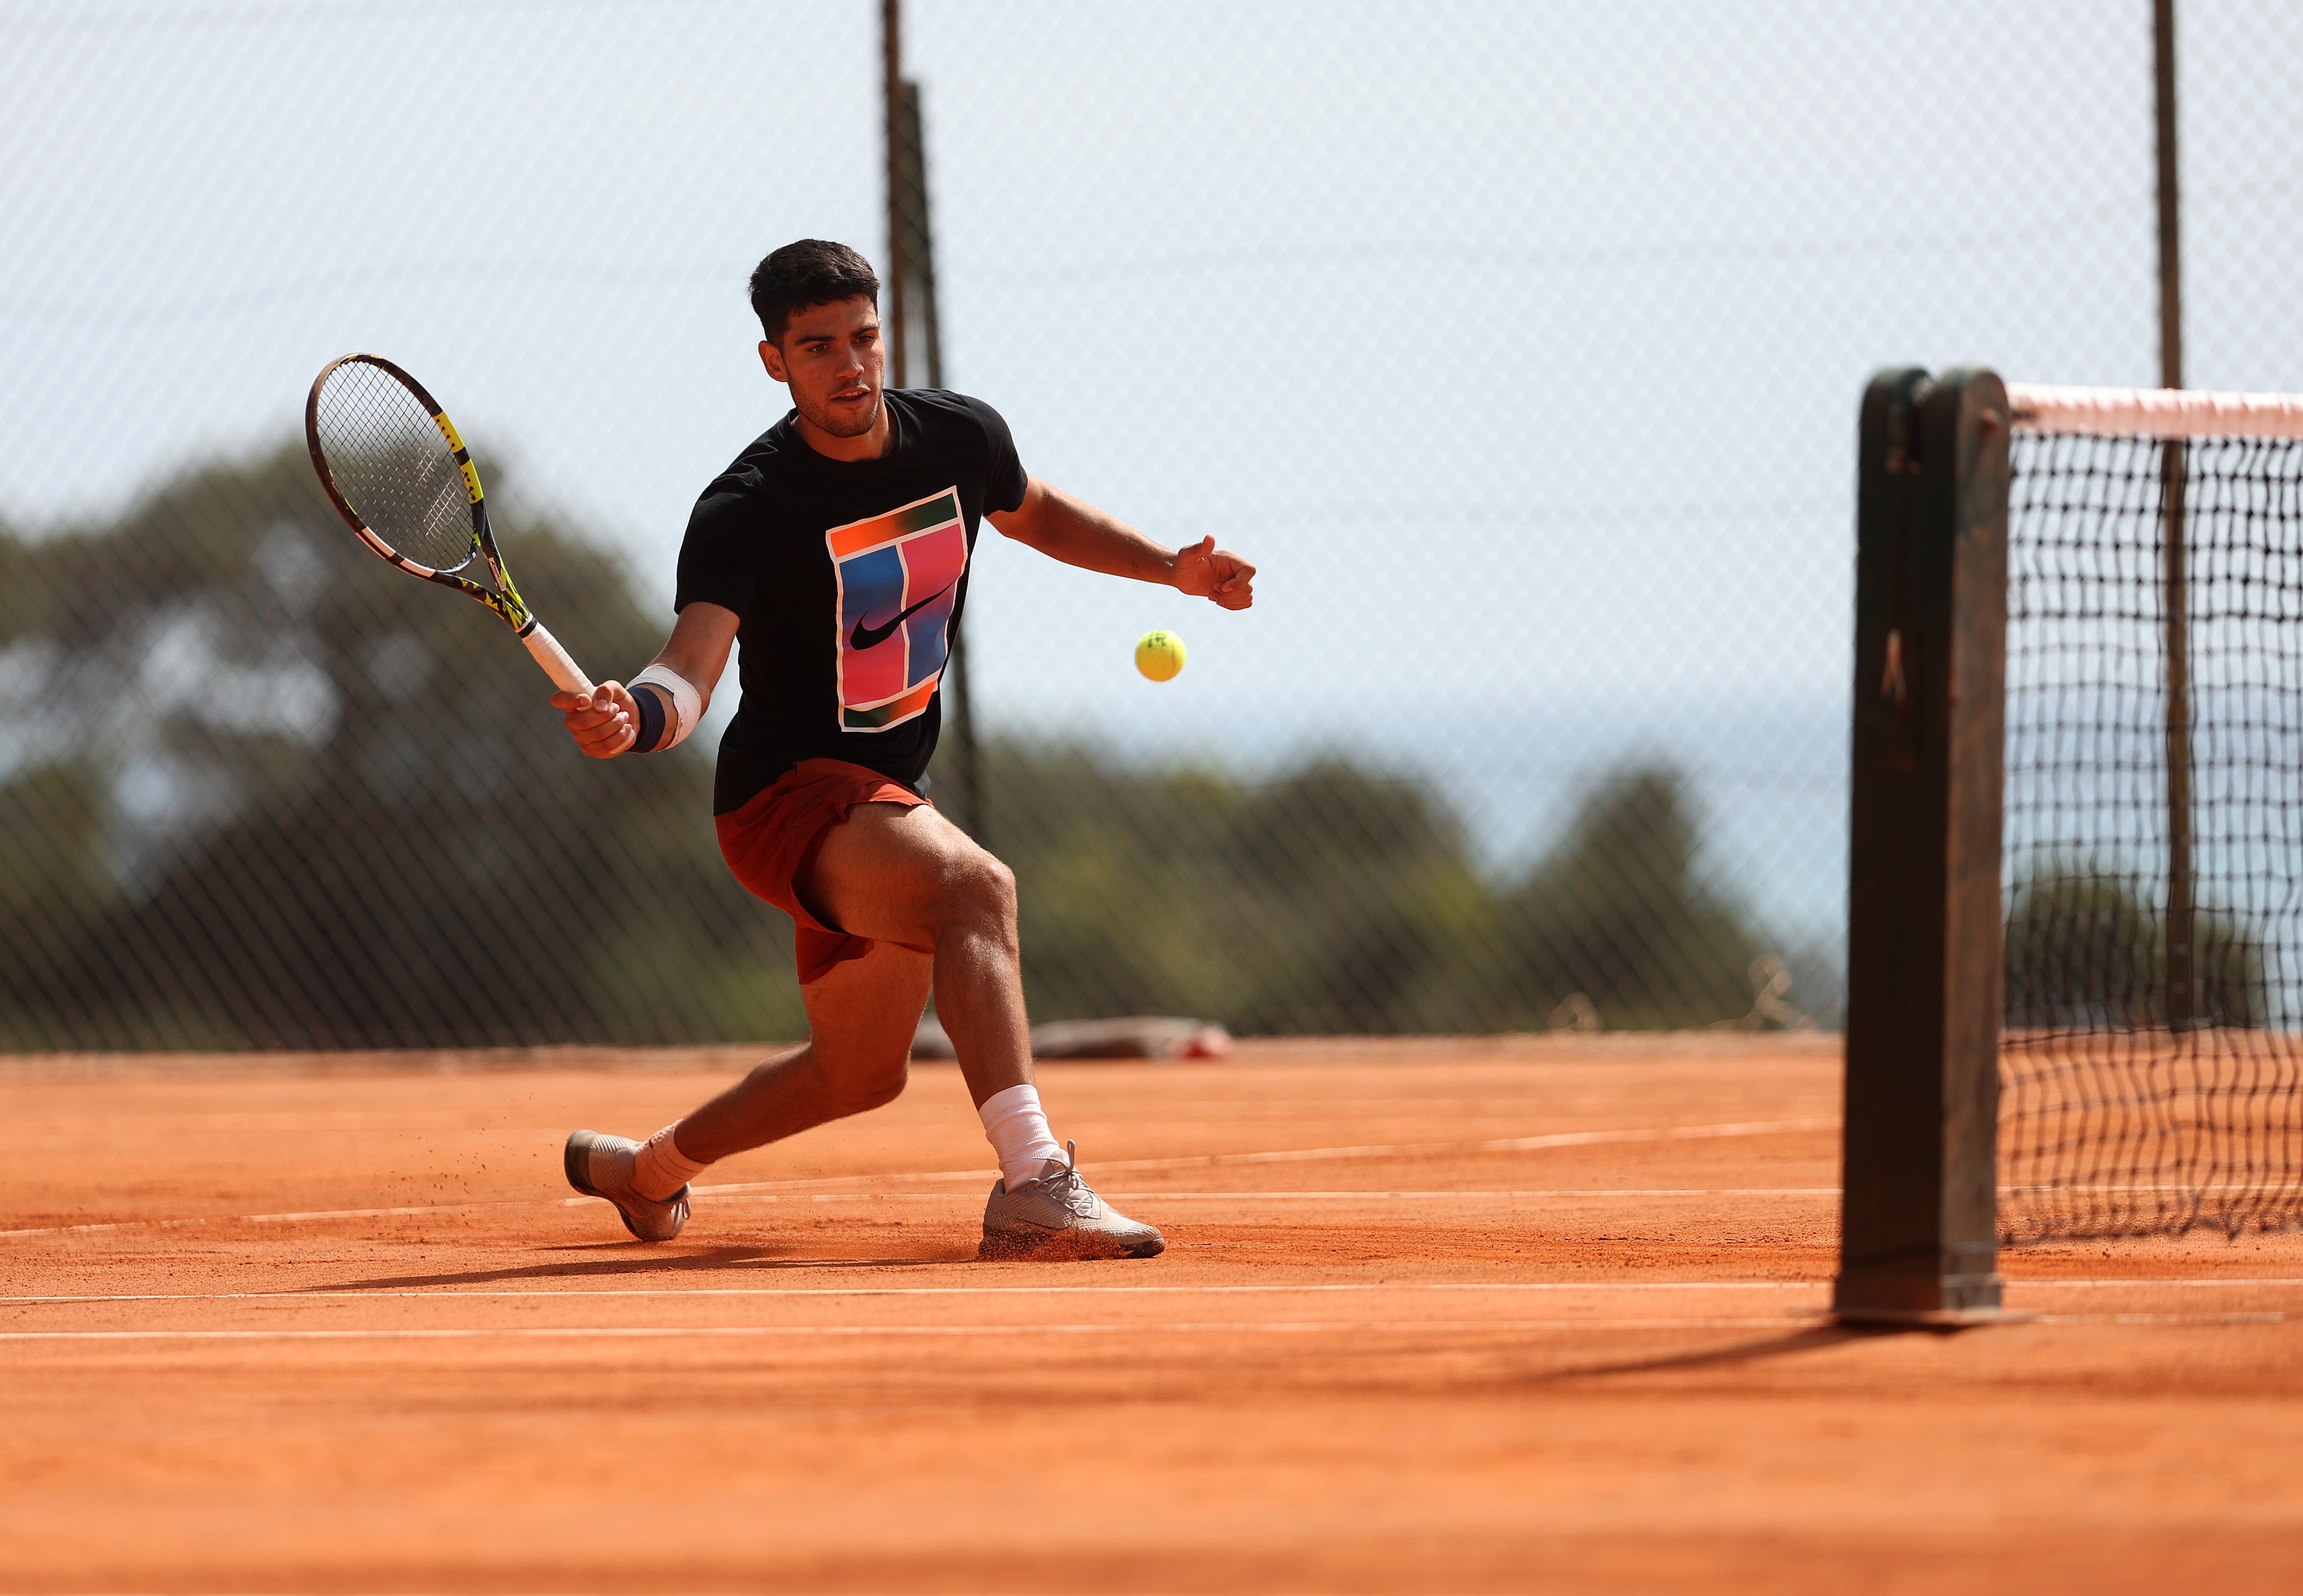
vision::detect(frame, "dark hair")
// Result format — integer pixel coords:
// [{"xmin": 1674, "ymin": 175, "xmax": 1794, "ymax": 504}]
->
[{"xmin": 748, "ymin": 240, "xmax": 880, "ymax": 343}]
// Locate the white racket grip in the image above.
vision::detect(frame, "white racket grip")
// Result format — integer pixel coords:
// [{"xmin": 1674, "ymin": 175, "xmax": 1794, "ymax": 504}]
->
[{"xmin": 521, "ymin": 621, "xmax": 596, "ymax": 697}]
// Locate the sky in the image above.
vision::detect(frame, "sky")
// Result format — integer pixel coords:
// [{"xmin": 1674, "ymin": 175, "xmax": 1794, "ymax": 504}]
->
[{"xmin": 4, "ymin": 0, "xmax": 2301, "ymax": 950}]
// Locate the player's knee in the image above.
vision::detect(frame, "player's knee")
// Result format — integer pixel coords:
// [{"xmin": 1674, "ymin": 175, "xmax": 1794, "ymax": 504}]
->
[
  {"xmin": 831, "ymin": 1054, "xmax": 909, "ymax": 1115},
  {"xmin": 943, "ymin": 852, "xmax": 1017, "ymax": 933}
]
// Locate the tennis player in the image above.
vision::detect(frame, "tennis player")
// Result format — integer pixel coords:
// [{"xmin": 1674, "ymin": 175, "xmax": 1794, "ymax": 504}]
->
[{"xmin": 555, "ymin": 240, "xmax": 1254, "ymax": 1258}]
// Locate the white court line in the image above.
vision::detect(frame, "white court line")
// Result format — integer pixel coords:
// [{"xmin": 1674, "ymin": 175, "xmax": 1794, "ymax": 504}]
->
[
  {"xmin": 1, "ymin": 1310, "xmax": 2294, "ymax": 1344},
  {"xmin": 0, "ymin": 1281, "xmax": 1830, "ymax": 1305},
  {"xmin": 1096, "ymin": 1189, "xmax": 1841, "ymax": 1200},
  {"xmin": 12, "ymin": 1278, "xmax": 2303, "ymax": 1308},
  {"xmin": 2010, "ymin": 1278, "xmax": 2303, "ymax": 1288},
  {"xmin": 0, "ymin": 1317, "xmax": 1827, "ymax": 1342},
  {"xmin": 0, "ymin": 1117, "xmax": 1834, "ymax": 1239},
  {"xmin": 0, "ymin": 1199, "xmax": 594, "ymax": 1239},
  {"xmin": 696, "ymin": 1188, "xmax": 1842, "ymax": 1206},
  {"xmin": 696, "ymin": 1118, "xmax": 1836, "ymax": 1195},
  {"xmin": 2033, "ymin": 1313, "xmax": 2294, "ymax": 1327}
]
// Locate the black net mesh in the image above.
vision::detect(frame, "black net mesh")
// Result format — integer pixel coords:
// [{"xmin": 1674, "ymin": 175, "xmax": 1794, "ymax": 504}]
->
[
  {"xmin": 311, "ymin": 361, "xmax": 479, "ymax": 575},
  {"xmin": 2003, "ymin": 427, "xmax": 2303, "ymax": 1239}
]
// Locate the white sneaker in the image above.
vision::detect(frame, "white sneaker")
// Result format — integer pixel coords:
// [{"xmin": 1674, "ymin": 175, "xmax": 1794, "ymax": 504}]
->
[
  {"xmin": 563, "ymin": 1129, "xmax": 690, "ymax": 1242},
  {"xmin": 979, "ymin": 1141, "xmax": 1165, "ymax": 1260}
]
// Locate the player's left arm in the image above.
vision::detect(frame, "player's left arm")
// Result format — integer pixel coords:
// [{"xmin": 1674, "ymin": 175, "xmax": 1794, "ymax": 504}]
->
[{"xmin": 988, "ymin": 476, "xmax": 1254, "ymax": 610}]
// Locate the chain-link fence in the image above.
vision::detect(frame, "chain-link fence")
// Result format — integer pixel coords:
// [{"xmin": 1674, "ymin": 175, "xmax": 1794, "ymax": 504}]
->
[{"xmin": 4, "ymin": 0, "xmax": 2300, "ymax": 1048}]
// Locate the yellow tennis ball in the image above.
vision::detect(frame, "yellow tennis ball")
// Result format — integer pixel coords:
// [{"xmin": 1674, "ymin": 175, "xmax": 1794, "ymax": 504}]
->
[{"xmin": 1134, "ymin": 629, "xmax": 1186, "ymax": 681}]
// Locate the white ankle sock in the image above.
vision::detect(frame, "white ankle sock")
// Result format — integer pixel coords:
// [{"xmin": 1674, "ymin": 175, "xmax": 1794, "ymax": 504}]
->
[
  {"xmin": 978, "ymin": 1084, "xmax": 1064, "ymax": 1191},
  {"xmin": 632, "ymin": 1122, "xmax": 708, "ymax": 1201}
]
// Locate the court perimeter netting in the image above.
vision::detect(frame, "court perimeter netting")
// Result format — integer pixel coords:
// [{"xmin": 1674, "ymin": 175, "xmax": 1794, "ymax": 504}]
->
[{"xmin": 2003, "ymin": 384, "xmax": 2303, "ymax": 1241}]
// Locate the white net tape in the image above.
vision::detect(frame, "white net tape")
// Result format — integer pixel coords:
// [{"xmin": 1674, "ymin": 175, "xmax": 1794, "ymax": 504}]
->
[{"xmin": 2008, "ymin": 383, "xmax": 2303, "ymax": 440}]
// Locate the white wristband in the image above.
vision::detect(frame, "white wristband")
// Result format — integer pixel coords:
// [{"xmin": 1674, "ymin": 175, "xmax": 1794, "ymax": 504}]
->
[{"xmin": 629, "ymin": 664, "xmax": 703, "ymax": 750}]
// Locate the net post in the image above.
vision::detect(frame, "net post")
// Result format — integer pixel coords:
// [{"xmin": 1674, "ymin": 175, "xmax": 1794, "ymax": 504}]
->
[{"xmin": 1835, "ymin": 367, "xmax": 2011, "ymax": 1327}]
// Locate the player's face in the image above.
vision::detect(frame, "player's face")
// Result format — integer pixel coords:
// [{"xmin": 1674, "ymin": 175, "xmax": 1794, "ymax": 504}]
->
[{"xmin": 760, "ymin": 298, "xmax": 884, "ymax": 439}]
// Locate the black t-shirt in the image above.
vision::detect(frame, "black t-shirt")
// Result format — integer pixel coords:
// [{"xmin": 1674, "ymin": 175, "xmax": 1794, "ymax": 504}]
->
[{"xmin": 675, "ymin": 388, "xmax": 1029, "ymax": 813}]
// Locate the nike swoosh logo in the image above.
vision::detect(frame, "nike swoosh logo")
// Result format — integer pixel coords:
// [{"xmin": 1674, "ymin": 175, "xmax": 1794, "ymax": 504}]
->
[{"xmin": 849, "ymin": 582, "xmax": 954, "ymax": 651}]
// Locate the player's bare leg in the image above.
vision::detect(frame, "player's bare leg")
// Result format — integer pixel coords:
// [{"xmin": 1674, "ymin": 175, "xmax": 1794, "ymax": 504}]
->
[
  {"xmin": 664, "ymin": 801, "xmax": 1032, "ymax": 1155},
  {"xmin": 563, "ymin": 943, "xmax": 928, "ymax": 1244},
  {"xmin": 568, "ymin": 801, "xmax": 1161, "ymax": 1255},
  {"xmin": 801, "ymin": 802, "xmax": 1035, "ymax": 1105},
  {"xmin": 789, "ymin": 803, "xmax": 1161, "ymax": 1256},
  {"xmin": 674, "ymin": 941, "xmax": 934, "ymax": 1159}
]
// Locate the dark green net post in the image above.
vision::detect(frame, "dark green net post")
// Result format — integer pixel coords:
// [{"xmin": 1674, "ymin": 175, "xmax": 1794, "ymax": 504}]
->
[{"xmin": 1834, "ymin": 368, "xmax": 2011, "ymax": 1326}]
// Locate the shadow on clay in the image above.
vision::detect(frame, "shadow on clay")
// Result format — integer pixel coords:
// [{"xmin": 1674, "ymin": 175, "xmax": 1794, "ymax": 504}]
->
[
  {"xmin": 311, "ymin": 1245, "xmax": 965, "ymax": 1293},
  {"xmin": 1528, "ymin": 1321, "xmax": 1976, "ymax": 1382}
]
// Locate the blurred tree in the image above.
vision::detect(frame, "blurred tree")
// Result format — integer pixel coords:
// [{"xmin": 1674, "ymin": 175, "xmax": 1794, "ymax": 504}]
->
[
  {"xmin": 1216, "ymin": 761, "xmax": 1489, "ymax": 1031},
  {"xmin": 944, "ymin": 743, "xmax": 1775, "ymax": 1035},
  {"xmin": 0, "ymin": 444, "xmax": 1790, "ymax": 1046},
  {"xmin": 0, "ymin": 442, "xmax": 801, "ymax": 1048},
  {"xmin": 2004, "ymin": 863, "xmax": 2261, "ymax": 1030},
  {"xmin": 1474, "ymin": 769, "xmax": 1771, "ymax": 1030}
]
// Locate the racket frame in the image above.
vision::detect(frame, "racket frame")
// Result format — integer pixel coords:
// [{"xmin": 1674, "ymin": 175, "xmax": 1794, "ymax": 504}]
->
[{"xmin": 305, "ymin": 353, "xmax": 593, "ymax": 695}]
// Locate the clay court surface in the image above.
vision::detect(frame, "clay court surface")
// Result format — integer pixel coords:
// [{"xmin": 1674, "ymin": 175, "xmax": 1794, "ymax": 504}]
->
[{"xmin": 5, "ymin": 1036, "xmax": 2303, "ymax": 1594}]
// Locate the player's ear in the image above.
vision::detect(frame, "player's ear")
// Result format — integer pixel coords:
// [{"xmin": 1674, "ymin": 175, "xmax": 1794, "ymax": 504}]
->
[{"xmin": 758, "ymin": 339, "xmax": 790, "ymax": 385}]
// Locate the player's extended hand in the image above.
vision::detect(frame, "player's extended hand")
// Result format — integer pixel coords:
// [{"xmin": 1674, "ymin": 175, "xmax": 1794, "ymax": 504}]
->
[
  {"xmin": 553, "ymin": 683, "xmax": 639, "ymax": 759},
  {"xmin": 1173, "ymin": 535, "xmax": 1255, "ymax": 610}
]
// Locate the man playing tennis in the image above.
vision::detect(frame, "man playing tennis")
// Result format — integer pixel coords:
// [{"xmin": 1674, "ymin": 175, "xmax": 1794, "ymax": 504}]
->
[{"xmin": 553, "ymin": 240, "xmax": 1254, "ymax": 1258}]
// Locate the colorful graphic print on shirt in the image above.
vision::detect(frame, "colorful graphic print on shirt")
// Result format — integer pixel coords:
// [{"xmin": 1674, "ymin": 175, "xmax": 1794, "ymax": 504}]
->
[{"xmin": 825, "ymin": 486, "xmax": 968, "ymax": 732}]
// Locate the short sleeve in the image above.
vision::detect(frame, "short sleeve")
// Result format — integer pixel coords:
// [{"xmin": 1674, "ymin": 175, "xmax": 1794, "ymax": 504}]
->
[
  {"xmin": 673, "ymin": 474, "xmax": 760, "ymax": 617},
  {"xmin": 964, "ymin": 396, "xmax": 1029, "ymax": 515}
]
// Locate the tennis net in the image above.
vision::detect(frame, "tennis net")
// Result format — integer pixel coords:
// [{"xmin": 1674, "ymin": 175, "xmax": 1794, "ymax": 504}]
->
[{"xmin": 2001, "ymin": 383, "xmax": 2303, "ymax": 1240}]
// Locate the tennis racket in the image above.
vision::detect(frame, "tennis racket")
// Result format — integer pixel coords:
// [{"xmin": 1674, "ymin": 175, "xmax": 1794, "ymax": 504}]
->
[{"xmin": 305, "ymin": 353, "xmax": 595, "ymax": 696}]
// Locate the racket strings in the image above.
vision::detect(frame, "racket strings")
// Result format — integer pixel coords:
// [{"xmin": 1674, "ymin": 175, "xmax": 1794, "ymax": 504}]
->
[{"xmin": 314, "ymin": 362, "xmax": 480, "ymax": 575}]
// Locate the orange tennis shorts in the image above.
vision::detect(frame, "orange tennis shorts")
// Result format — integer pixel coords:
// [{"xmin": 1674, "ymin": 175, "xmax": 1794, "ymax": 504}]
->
[{"xmin": 715, "ymin": 757, "xmax": 934, "ymax": 986}]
